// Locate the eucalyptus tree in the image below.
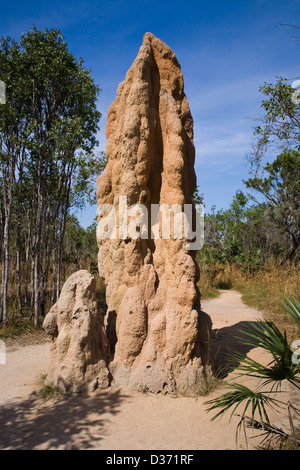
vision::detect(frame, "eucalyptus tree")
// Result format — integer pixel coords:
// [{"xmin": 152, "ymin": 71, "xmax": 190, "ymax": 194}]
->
[
  {"xmin": 0, "ymin": 27, "xmax": 102, "ymax": 325},
  {"xmin": 0, "ymin": 37, "xmax": 29, "ymax": 324}
]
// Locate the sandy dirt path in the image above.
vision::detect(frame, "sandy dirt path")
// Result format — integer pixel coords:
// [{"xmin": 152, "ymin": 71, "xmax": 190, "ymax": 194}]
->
[{"xmin": 0, "ymin": 290, "xmax": 298, "ymax": 450}]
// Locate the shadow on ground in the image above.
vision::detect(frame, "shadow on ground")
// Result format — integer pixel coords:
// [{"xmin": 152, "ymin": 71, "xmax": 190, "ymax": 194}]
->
[
  {"xmin": 0, "ymin": 387, "xmax": 129, "ymax": 450},
  {"xmin": 207, "ymin": 317, "xmax": 261, "ymax": 379}
]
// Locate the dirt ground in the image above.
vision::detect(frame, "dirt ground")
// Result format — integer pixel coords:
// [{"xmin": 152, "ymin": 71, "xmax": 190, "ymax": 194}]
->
[{"xmin": 0, "ymin": 290, "xmax": 299, "ymax": 450}]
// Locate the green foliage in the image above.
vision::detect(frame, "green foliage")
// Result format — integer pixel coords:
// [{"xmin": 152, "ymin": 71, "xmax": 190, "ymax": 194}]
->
[
  {"xmin": 198, "ymin": 190, "xmax": 272, "ymax": 270},
  {"xmin": 0, "ymin": 318, "xmax": 36, "ymax": 339},
  {"xmin": 38, "ymin": 374, "xmax": 61, "ymax": 401},
  {"xmin": 282, "ymin": 296, "xmax": 300, "ymax": 329},
  {"xmin": 205, "ymin": 382, "xmax": 280, "ymax": 428},
  {"xmin": 192, "ymin": 185, "xmax": 204, "ymax": 206},
  {"xmin": 0, "ymin": 27, "xmax": 104, "ymax": 323},
  {"xmin": 72, "ymin": 152, "xmax": 107, "ymax": 208},
  {"xmin": 244, "ymin": 150, "xmax": 300, "ymax": 261},
  {"xmin": 254, "ymin": 77, "xmax": 300, "ymax": 150},
  {"xmin": 198, "ymin": 148, "xmax": 300, "ymax": 270},
  {"xmin": 198, "ymin": 76, "xmax": 300, "ymax": 271},
  {"xmin": 231, "ymin": 320, "xmax": 300, "ymax": 389},
  {"xmin": 63, "ymin": 215, "xmax": 99, "ymax": 273}
]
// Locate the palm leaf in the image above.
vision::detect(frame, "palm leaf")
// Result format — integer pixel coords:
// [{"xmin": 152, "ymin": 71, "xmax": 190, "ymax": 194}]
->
[
  {"xmin": 205, "ymin": 294, "xmax": 300, "ymax": 440},
  {"xmin": 281, "ymin": 295, "xmax": 300, "ymax": 329},
  {"xmin": 229, "ymin": 319, "xmax": 300, "ymax": 385},
  {"xmin": 237, "ymin": 319, "xmax": 289, "ymax": 358},
  {"xmin": 205, "ymin": 383, "xmax": 281, "ymax": 430},
  {"xmin": 228, "ymin": 350, "xmax": 297, "ymax": 387}
]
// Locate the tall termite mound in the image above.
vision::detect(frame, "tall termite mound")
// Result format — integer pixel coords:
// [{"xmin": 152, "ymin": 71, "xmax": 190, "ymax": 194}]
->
[{"xmin": 96, "ymin": 32, "xmax": 211, "ymax": 394}]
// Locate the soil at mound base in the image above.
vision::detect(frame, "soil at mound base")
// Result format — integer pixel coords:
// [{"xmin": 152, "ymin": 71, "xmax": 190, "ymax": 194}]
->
[{"xmin": 0, "ymin": 290, "xmax": 299, "ymax": 450}]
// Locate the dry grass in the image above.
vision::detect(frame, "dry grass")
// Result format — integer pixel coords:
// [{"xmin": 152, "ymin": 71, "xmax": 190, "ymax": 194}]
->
[
  {"xmin": 198, "ymin": 263, "xmax": 239, "ymax": 300},
  {"xmin": 233, "ymin": 263, "xmax": 300, "ymax": 341},
  {"xmin": 199, "ymin": 261, "xmax": 300, "ymax": 340}
]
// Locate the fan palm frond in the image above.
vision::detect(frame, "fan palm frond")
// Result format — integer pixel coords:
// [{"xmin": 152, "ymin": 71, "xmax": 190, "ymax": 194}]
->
[
  {"xmin": 205, "ymin": 293, "xmax": 300, "ymax": 448},
  {"xmin": 227, "ymin": 348, "xmax": 300, "ymax": 390},
  {"xmin": 228, "ymin": 320, "xmax": 300, "ymax": 389},
  {"xmin": 282, "ymin": 295, "xmax": 300, "ymax": 329},
  {"xmin": 237, "ymin": 319, "xmax": 290, "ymax": 358},
  {"xmin": 205, "ymin": 383, "xmax": 281, "ymax": 430}
]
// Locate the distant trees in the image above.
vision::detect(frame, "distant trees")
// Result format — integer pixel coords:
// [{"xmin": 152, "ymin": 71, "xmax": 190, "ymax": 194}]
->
[
  {"xmin": 198, "ymin": 191, "xmax": 269, "ymax": 270},
  {"xmin": 199, "ymin": 75, "xmax": 300, "ymax": 269},
  {"xmin": 199, "ymin": 173, "xmax": 299, "ymax": 270},
  {"xmin": 245, "ymin": 150, "xmax": 300, "ymax": 261},
  {"xmin": 0, "ymin": 27, "xmax": 105, "ymax": 325},
  {"xmin": 245, "ymin": 76, "xmax": 300, "ymax": 263}
]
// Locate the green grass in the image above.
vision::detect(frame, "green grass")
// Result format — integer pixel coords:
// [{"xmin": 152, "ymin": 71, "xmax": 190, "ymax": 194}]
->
[
  {"xmin": 37, "ymin": 374, "xmax": 61, "ymax": 401},
  {"xmin": 233, "ymin": 272, "xmax": 300, "ymax": 342}
]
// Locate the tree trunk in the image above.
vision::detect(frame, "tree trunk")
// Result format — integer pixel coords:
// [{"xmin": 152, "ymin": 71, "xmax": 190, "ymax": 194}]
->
[
  {"xmin": 24, "ymin": 221, "xmax": 31, "ymax": 306},
  {"xmin": 0, "ymin": 159, "xmax": 14, "ymax": 325},
  {"xmin": 33, "ymin": 192, "xmax": 43, "ymax": 327},
  {"xmin": 51, "ymin": 242, "xmax": 57, "ymax": 305},
  {"xmin": 16, "ymin": 225, "xmax": 23, "ymax": 315},
  {"xmin": 9, "ymin": 255, "xmax": 17, "ymax": 298},
  {"xmin": 0, "ymin": 213, "xmax": 10, "ymax": 324}
]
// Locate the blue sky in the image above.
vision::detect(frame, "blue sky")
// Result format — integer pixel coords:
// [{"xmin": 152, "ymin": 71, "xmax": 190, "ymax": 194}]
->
[{"xmin": 1, "ymin": 0, "xmax": 300, "ymax": 227}]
